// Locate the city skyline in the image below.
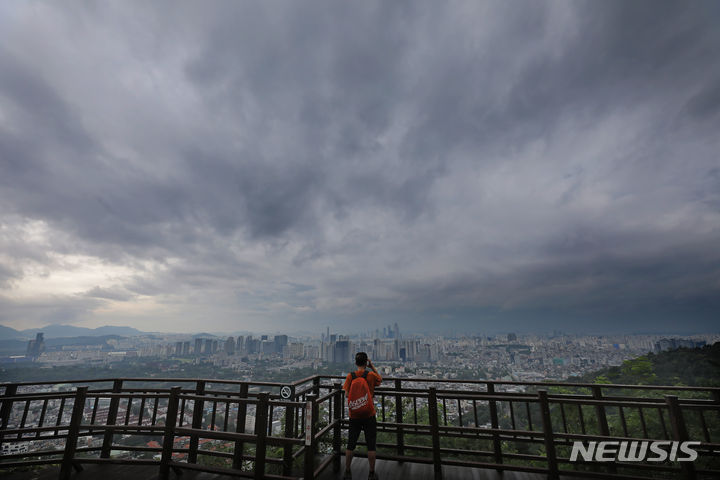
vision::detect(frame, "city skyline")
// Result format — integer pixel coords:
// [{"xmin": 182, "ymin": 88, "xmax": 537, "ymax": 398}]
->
[
  {"xmin": 7, "ymin": 321, "xmax": 717, "ymax": 385},
  {"xmin": 1, "ymin": 320, "xmax": 718, "ymax": 341},
  {"xmin": 1, "ymin": 1, "xmax": 719, "ymax": 334}
]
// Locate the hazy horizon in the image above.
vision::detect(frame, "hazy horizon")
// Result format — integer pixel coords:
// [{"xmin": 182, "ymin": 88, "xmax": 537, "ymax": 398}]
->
[
  {"xmin": 1, "ymin": 321, "xmax": 717, "ymax": 339},
  {"xmin": 1, "ymin": 1, "xmax": 719, "ymax": 335}
]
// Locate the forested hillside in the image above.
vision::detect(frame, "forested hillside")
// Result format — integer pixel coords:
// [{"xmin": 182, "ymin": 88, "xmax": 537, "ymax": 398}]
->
[{"xmin": 574, "ymin": 342, "xmax": 720, "ymax": 387}]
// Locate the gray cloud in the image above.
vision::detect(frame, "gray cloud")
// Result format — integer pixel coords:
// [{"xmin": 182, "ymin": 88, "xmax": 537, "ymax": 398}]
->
[
  {"xmin": 84, "ymin": 286, "xmax": 135, "ymax": 302},
  {"xmin": 0, "ymin": 0, "xmax": 718, "ymax": 333}
]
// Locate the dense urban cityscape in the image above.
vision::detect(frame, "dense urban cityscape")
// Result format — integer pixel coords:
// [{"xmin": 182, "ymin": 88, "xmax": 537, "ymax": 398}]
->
[
  {"xmin": 1, "ymin": 326, "xmax": 717, "ymax": 462},
  {"xmin": 5, "ymin": 325, "xmax": 717, "ymax": 383}
]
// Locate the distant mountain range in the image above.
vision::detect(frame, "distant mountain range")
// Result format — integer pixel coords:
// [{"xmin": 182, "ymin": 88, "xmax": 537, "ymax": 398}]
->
[{"xmin": 0, "ymin": 324, "xmax": 145, "ymax": 339}]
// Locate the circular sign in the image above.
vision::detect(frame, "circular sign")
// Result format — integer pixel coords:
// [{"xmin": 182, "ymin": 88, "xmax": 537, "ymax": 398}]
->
[{"xmin": 280, "ymin": 385, "xmax": 293, "ymax": 399}]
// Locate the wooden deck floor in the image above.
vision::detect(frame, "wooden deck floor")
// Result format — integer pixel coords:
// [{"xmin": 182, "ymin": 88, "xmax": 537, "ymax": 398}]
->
[
  {"xmin": 0, "ymin": 464, "xmax": 225, "ymax": 480},
  {"xmin": 318, "ymin": 458, "xmax": 586, "ymax": 480},
  {"xmin": 0, "ymin": 462, "xmax": 587, "ymax": 480}
]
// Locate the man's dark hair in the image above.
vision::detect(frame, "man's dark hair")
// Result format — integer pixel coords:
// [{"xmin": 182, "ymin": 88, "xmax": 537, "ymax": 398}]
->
[{"xmin": 355, "ymin": 351, "xmax": 368, "ymax": 367}]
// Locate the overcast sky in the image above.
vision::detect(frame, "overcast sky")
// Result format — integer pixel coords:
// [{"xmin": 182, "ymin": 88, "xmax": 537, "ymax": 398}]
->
[{"xmin": 0, "ymin": 1, "xmax": 719, "ymax": 335}]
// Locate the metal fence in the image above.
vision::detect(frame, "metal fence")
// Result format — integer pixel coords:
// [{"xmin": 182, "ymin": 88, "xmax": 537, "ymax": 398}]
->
[{"xmin": 0, "ymin": 376, "xmax": 718, "ymax": 479}]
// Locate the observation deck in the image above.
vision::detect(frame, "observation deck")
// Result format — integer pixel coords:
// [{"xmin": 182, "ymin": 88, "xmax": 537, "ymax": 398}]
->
[{"xmin": 0, "ymin": 376, "xmax": 718, "ymax": 480}]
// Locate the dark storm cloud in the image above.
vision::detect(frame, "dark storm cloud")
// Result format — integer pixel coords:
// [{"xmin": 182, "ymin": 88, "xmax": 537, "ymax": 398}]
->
[{"xmin": 0, "ymin": 0, "xmax": 718, "ymax": 332}]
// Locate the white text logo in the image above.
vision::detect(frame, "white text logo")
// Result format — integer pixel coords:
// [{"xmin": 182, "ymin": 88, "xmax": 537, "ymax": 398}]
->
[
  {"xmin": 570, "ymin": 441, "xmax": 699, "ymax": 462},
  {"xmin": 348, "ymin": 393, "xmax": 368, "ymax": 410}
]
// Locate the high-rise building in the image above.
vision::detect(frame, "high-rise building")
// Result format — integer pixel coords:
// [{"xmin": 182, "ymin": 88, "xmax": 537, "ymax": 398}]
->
[
  {"xmin": 333, "ymin": 339, "xmax": 350, "ymax": 364},
  {"xmin": 357, "ymin": 341, "xmax": 372, "ymax": 358},
  {"xmin": 182, "ymin": 341, "xmax": 190, "ymax": 355},
  {"xmin": 287, "ymin": 342, "xmax": 304, "ymax": 358},
  {"xmin": 261, "ymin": 339, "xmax": 275, "ymax": 354},
  {"xmin": 224, "ymin": 337, "xmax": 236, "ymax": 355},
  {"xmin": 305, "ymin": 345, "xmax": 320, "ymax": 359},
  {"xmin": 26, "ymin": 333, "xmax": 45, "ymax": 358},
  {"xmin": 400, "ymin": 340, "xmax": 418, "ymax": 361},
  {"xmin": 175, "ymin": 342, "xmax": 183, "ymax": 355},
  {"xmin": 321, "ymin": 341, "xmax": 330, "ymax": 362},
  {"xmin": 417, "ymin": 344, "xmax": 432, "ymax": 362},
  {"xmin": 236, "ymin": 336, "xmax": 244, "ymax": 353},
  {"xmin": 204, "ymin": 339, "xmax": 213, "ymax": 354},
  {"xmin": 274, "ymin": 335, "xmax": 288, "ymax": 354},
  {"xmin": 246, "ymin": 337, "xmax": 259, "ymax": 354},
  {"xmin": 194, "ymin": 338, "xmax": 203, "ymax": 355}
]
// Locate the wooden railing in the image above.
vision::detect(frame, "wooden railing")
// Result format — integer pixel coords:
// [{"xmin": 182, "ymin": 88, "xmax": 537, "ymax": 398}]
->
[
  {"xmin": 0, "ymin": 376, "xmax": 718, "ymax": 479},
  {"xmin": 314, "ymin": 376, "xmax": 720, "ymax": 480}
]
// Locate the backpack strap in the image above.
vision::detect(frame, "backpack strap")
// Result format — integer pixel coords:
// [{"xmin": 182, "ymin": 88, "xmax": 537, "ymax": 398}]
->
[
  {"xmin": 350, "ymin": 372, "xmax": 356, "ymax": 380},
  {"xmin": 361, "ymin": 370, "xmax": 369, "ymax": 380}
]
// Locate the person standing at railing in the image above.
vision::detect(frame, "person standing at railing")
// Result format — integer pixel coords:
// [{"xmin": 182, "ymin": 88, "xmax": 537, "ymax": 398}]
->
[{"xmin": 342, "ymin": 351, "xmax": 382, "ymax": 480}]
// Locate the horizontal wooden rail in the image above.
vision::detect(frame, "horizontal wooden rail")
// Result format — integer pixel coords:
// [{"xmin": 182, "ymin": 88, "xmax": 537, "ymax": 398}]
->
[{"xmin": 1, "ymin": 376, "xmax": 718, "ymax": 480}]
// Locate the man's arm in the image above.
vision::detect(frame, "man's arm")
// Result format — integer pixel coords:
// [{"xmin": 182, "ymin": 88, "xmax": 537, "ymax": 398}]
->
[
  {"xmin": 368, "ymin": 359, "xmax": 382, "ymax": 384},
  {"xmin": 342, "ymin": 373, "xmax": 351, "ymax": 393}
]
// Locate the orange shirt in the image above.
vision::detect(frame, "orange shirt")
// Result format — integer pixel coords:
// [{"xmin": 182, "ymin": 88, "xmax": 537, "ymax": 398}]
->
[{"xmin": 343, "ymin": 368, "xmax": 382, "ymax": 416}]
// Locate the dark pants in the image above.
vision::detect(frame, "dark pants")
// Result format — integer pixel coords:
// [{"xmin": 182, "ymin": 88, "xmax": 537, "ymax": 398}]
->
[{"xmin": 347, "ymin": 416, "xmax": 377, "ymax": 451}]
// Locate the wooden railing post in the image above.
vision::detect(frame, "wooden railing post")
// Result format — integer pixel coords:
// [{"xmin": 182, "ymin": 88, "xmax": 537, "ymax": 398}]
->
[
  {"xmin": 254, "ymin": 393, "xmax": 270, "ymax": 480},
  {"xmin": 59, "ymin": 386, "xmax": 87, "ymax": 480},
  {"xmin": 591, "ymin": 385, "xmax": 610, "ymax": 436},
  {"xmin": 0, "ymin": 383, "xmax": 18, "ymax": 429},
  {"xmin": 101, "ymin": 379, "xmax": 123, "ymax": 458},
  {"xmin": 666, "ymin": 395, "xmax": 696, "ymax": 480},
  {"xmin": 538, "ymin": 390, "xmax": 558, "ymax": 480},
  {"xmin": 592, "ymin": 385, "xmax": 616, "ymax": 474},
  {"xmin": 0, "ymin": 383, "xmax": 18, "ymax": 451},
  {"xmin": 332, "ymin": 383, "xmax": 342, "ymax": 472},
  {"xmin": 395, "ymin": 379, "xmax": 404, "ymax": 458},
  {"xmin": 304, "ymin": 393, "xmax": 317, "ymax": 480},
  {"xmin": 486, "ymin": 383, "xmax": 502, "ymax": 468},
  {"xmin": 283, "ymin": 396, "xmax": 296, "ymax": 476},
  {"xmin": 312, "ymin": 395, "xmax": 319, "ymax": 455},
  {"xmin": 188, "ymin": 380, "xmax": 205, "ymax": 464},
  {"xmin": 159, "ymin": 387, "xmax": 180, "ymax": 480},
  {"xmin": 233, "ymin": 383, "xmax": 249, "ymax": 470},
  {"xmin": 428, "ymin": 387, "xmax": 442, "ymax": 480},
  {"xmin": 312, "ymin": 377, "xmax": 320, "ymax": 396}
]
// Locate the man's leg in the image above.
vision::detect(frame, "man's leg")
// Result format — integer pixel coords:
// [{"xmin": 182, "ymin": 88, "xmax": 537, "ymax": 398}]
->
[
  {"xmin": 365, "ymin": 417, "xmax": 378, "ymax": 477},
  {"xmin": 345, "ymin": 419, "xmax": 361, "ymax": 476},
  {"xmin": 345, "ymin": 449, "xmax": 354, "ymax": 471}
]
